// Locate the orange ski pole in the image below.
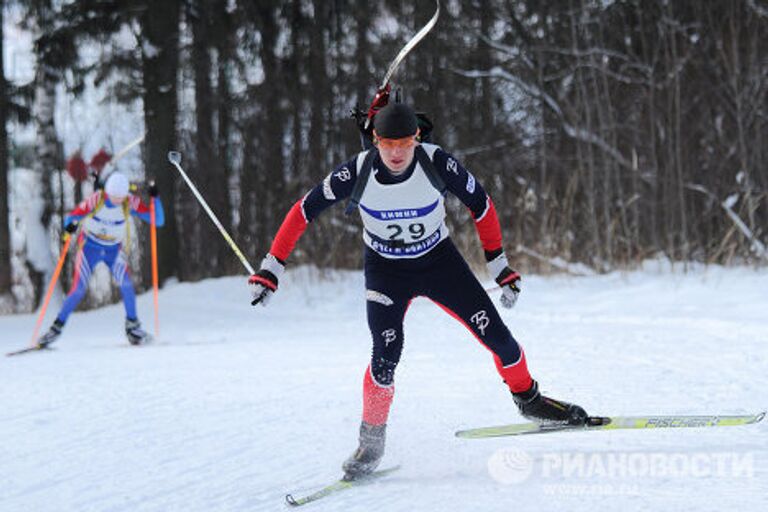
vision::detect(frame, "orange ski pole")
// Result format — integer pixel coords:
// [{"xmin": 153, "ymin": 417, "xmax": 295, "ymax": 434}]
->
[
  {"xmin": 150, "ymin": 199, "xmax": 159, "ymax": 338},
  {"xmin": 29, "ymin": 233, "xmax": 73, "ymax": 347}
]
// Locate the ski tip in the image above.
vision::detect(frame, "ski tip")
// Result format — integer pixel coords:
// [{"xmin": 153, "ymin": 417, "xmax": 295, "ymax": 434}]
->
[
  {"xmin": 754, "ymin": 411, "xmax": 766, "ymax": 424},
  {"xmin": 6, "ymin": 345, "xmax": 54, "ymax": 357},
  {"xmin": 285, "ymin": 493, "xmax": 300, "ymax": 507}
]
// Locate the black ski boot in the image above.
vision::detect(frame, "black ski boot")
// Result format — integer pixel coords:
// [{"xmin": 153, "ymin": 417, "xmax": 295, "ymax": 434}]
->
[
  {"xmin": 125, "ymin": 318, "xmax": 149, "ymax": 345},
  {"xmin": 512, "ymin": 380, "xmax": 588, "ymax": 426},
  {"xmin": 37, "ymin": 319, "xmax": 64, "ymax": 348},
  {"xmin": 342, "ymin": 422, "xmax": 386, "ymax": 481}
]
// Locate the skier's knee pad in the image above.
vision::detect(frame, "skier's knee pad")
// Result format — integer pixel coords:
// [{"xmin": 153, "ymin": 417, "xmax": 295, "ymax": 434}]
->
[{"xmin": 370, "ymin": 356, "xmax": 398, "ymax": 387}]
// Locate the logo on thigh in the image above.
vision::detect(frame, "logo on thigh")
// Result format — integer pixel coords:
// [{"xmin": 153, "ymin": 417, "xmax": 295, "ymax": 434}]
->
[
  {"xmin": 381, "ymin": 328, "xmax": 397, "ymax": 347},
  {"xmin": 471, "ymin": 310, "xmax": 490, "ymax": 335}
]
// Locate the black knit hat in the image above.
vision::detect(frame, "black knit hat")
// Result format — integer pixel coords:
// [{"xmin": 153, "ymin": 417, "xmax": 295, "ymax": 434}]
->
[{"xmin": 373, "ymin": 103, "xmax": 418, "ymax": 139}]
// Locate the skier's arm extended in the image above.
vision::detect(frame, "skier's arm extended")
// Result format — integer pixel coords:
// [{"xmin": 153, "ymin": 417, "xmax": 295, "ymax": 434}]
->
[
  {"xmin": 64, "ymin": 192, "xmax": 102, "ymax": 227},
  {"xmin": 432, "ymin": 148, "xmax": 522, "ymax": 308},
  {"xmin": 249, "ymin": 157, "xmax": 358, "ymax": 306},
  {"xmin": 129, "ymin": 195, "xmax": 165, "ymax": 227}
]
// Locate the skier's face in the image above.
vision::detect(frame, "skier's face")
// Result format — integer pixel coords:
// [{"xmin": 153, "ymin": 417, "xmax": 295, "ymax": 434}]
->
[
  {"xmin": 375, "ymin": 131, "xmax": 418, "ymax": 174},
  {"xmin": 108, "ymin": 193, "xmax": 127, "ymax": 204}
]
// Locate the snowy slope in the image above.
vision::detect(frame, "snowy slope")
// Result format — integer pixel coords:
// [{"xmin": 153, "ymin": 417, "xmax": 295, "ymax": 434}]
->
[{"xmin": 1, "ymin": 263, "xmax": 767, "ymax": 512}]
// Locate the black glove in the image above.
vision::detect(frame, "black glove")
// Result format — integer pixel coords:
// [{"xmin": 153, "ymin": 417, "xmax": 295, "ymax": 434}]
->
[
  {"xmin": 487, "ymin": 253, "xmax": 522, "ymax": 309},
  {"xmin": 495, "ymin": 267, "xmax": 522, "ymax": 309},
  {"xmin": 92, "ymin": 172, "xmax": 104, "ymax": 190},
  {"xmin": 65, "ymin": 222, "xmax": 79, "ymax": 234},
  {"xmin": 148, "ymin": 181, "xmax": 159, "ymax": 197}
]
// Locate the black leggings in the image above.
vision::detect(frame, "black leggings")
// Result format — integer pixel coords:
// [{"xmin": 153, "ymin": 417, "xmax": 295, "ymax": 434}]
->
[{"xmin": 364, "ymin": 238, "xmax": 523, "ymax": 386}]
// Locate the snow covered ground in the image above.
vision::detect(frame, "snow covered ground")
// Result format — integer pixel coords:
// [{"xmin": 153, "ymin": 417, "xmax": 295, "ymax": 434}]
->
[{"xmin": 1, "ymin": 262, "xmax": 766, "ymax": 511}]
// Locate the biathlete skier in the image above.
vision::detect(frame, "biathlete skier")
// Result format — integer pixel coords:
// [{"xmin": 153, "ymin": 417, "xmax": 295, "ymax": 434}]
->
[
  {"xmin": 248, "ymin": 101, "xmax": 588, "ymax": 480},
  {"xmin": 37, "ymin": 172, "xmax": 164, "ymax": 347}
]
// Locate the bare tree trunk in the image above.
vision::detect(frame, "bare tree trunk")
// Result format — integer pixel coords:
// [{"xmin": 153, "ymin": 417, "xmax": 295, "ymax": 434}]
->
[
  {"xmin": 569, "ymin": 3, "xmax": 601, "ymax": 265},
  {"xmin": 535, "ymin": 46, "xmax": 549, "ymax": 251},
  {"xmin": 309, "ymin": 0, "xmax": 330, "ymax": 175},
  {"xmin": 191, "ymin": 0, "xmax": 230, "ymax": 277},
  {"xmin": 636, "ymin": 4, "xmax": 663, "ymax": 258},
  {"xmin": 214, "ymin": 0, "xmax": 237, "ymax": 274},
  {"xmin": 664, "ymin": 4, "xmax": 690, "ymax": 262},
  {"xmin": 31, "ymin": 1, "xmax": 64, "ymax": 309},
  {"xmin": 287, "ymin": 1, "xmax": 304, "ymax": 198},
  {"xmin": 256, "ymin": 4, "xmax": 285, "ymax": 245},
  {"xmin": 584, "ymin": 24, "xmax": 615, "ymax": 265},
  {"xmin": 140, "ymin": 0, "xmax": 181, "ymax": 283},
  {"xmin": 239, "ymin": 120, "xmax": 258, "ymax": 249},
  {"xmin": 725, "ymin": 3, "xmax": 757, "ymax": 256},
  {"xmin": 0, "ymin": 0, "xmax": 11, "ymax": 297},
  {"xmin": 353, "ymin": 0, "xmax": 371, "ymax": 134}
]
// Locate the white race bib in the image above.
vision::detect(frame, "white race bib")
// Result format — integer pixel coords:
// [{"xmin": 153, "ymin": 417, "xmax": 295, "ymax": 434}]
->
[{"xmin": 357, "ymin": 144, "xmax": 449, "ymax": 259}]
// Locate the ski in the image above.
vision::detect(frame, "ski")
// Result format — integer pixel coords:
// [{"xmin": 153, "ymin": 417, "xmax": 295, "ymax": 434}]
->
[
  {"xmin": 6, "ymin": 345, "xmax": 55, "ymax": 357},
  {"xmin": 285, "ymin": 466, "xmax": 400, "ymax": 507},
  {"xmin": 7, "ymin": 337, "xmax": 155, "ymax": 356},
  {"xmin": 455, "ymin": 412, "xmax": 766, "ymax": 439}
]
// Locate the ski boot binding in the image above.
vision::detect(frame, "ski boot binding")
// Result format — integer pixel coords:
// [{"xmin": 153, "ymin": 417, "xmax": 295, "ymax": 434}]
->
[
  {"xmin": 342, "ymin": 422, "xmax": 386, "ymax": 481},
  {"xmin": 125, "ymin": 318, "xmax": 150, "ymax": 345},
  {"xmin": 37, "ymin": 320, "xmax": 64, "ymax": 348},
  {"xmin": 513, "ymin": 380, "xmax": 588, "ymax": 426}
]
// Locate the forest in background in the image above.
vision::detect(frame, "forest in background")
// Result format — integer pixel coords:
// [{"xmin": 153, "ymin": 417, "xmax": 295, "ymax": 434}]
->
[{"xmin": 1, "ymin": 0, "xmax": 766, "ymax": 313}]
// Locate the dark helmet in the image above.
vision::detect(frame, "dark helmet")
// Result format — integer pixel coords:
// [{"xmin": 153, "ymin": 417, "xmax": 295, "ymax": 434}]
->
[{"xmin": 373, "ymin": 102, "xmax": 418, "ymax": 139}]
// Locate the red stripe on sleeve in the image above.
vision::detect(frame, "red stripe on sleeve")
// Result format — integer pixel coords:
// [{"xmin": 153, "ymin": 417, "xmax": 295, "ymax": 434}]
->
[
  {"xmin": 472, "ymin": 196, "xmax": 503, "ymax": 252},
  {"xmin": 269, "ymin": 200, "xmax": 309, "ymax": 261},
  {"xmin": 69, "ymin": 192, "xmax": 101, "ymax": 217},
  {"xmin": 130, "ymin": 195, "xmax": 149, "ymax": 214}
]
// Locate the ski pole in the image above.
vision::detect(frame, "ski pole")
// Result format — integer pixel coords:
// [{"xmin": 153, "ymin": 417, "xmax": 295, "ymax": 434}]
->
[
  {"xmin": 167, "ymin": 151, "xmax": 256, "ymax": 275},
  {"xmin": 29, "ymin": 233, "xmax": 73, "ymax": 347},
  {"xmin": 150, "ymin": 198, "xmax": 159, "ymax": 338}
]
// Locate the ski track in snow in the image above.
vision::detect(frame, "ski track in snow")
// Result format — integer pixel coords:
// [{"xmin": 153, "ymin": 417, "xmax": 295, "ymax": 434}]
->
[{"xmin": 1, "ymin": 264, "xmax": 767, "ymax": 511}]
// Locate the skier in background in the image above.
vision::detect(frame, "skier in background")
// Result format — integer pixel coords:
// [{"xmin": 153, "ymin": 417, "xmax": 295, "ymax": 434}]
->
[
  {"xmin": 37, "ymin": 172, "xmax": 164, "ymax": 347},
  {"xmin": 248, "ymin": 99, "xmax": 588, "ymax": 480}
]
